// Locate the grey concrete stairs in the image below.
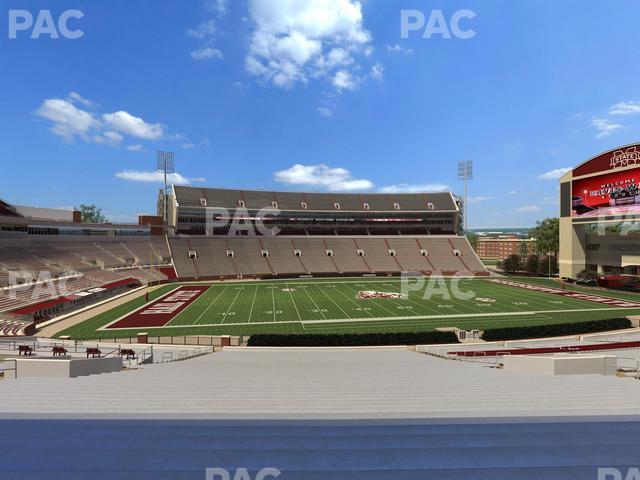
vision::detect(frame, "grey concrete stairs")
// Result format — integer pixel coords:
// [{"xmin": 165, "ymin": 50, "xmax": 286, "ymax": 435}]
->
[{"xmin": 1, "ymin": 419, "xmax": 640, "ymax": 479}]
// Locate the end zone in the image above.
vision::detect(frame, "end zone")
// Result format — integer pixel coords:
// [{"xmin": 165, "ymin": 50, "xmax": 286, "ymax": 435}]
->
[{"xmin": 104, "ymin": 285, "xmax": 210, "ymax": 330}]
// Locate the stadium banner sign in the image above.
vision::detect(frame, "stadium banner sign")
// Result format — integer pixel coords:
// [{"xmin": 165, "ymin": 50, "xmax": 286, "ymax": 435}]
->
[
  {"xmin": 489, "ymin": 279, "xmax": 640, "ymax": 308},
  {"xmin": 574, "ymin": 144, "xmax": 640, "ymax": 177},
  {"xmin": 105, "ymin": 286, "xmax": 210, "ymax": 329},
  {"xmin": 571, "ymin": 166, "xmax": 640, "ymax": 218}
]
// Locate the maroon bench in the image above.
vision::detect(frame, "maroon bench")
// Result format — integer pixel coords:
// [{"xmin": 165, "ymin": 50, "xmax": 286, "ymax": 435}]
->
[
  {"xmin": 119, "ymin": 348, "xmax": 136, "ymax": 359},
  {"xmin": 52, "ymin": 346, "xmax": 68, "ymax": 356},
  {"xmin": 86, "ymin": 348, "xmax": 102, "ymax": 358},
  {"xmin": 18, "ymin": 345, "xmax": 33, "ymax": 356}
]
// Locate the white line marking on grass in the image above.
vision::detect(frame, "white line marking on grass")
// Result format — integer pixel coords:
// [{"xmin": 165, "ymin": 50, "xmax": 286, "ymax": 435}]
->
[
  {"xmin": 220, "ymin": 287, "xmax": 243, "ymax": 324},
  {"xmin": 302, "ymin": 286, "xmax": 327, "ymax": 320},
  {"xmin": 190, "ymin": 286, "xmax": 228, "ymax": 325},
  {"xmin": 271, "ymin": 283, "xmax": 277, "ymax": 322},
  {"xmin": 330, "ymin": 284, "xmax": 376, "ymax": 318},
  {"xmin": 339, "ymin": 282, "xmax": 401, "ymax": 318},
  {"xmin": 99, "ymin": 305, "xmax": 640, "ymax": 330},
  {"xmin": 285, "ymin": 282, "xmax": 303, "ymax": 322},
  {"xmin": 247, "ymin": 284, "xmax": 259, "ymax": 323},
  {"xmin": 313, "ymin": 283, "xmax": 353, "ymax": 319}
]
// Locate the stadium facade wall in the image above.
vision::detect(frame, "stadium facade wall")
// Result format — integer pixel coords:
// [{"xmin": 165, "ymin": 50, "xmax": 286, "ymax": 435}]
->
[{"xmin": 560, "ymin": 142, "xmax": 640, "ymax": 278}]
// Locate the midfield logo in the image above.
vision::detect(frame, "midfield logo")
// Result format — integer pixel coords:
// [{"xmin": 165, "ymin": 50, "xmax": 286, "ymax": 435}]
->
[{"xmin": 610, "ymin": 147, "xmax": 640, "ymax": 169}]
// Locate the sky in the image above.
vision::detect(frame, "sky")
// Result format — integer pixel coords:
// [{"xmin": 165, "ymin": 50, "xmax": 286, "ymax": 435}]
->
[{"xmin": 1, "ymin": 0, "xmax": 640, "ymax": 228}]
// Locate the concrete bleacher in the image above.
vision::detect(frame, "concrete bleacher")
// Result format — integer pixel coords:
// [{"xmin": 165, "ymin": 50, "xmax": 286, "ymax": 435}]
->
[
  {"xmin": 290, "ymin": 238, "xmax": 338, "ymax": 274},
  {"xmin": 0, "ymin": 236, "xmax": 172, "ymax": 313},
  {"xmin": 169, "ymin": 236, "xmax": 486, "ymax": 278},
  {"xmin": 1, "ymin": 349, "xmax": 640, "ymax": 478}
]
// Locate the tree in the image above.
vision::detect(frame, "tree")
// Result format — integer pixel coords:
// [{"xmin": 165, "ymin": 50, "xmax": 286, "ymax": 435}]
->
[
  {"xmin": 466, "ymin": 232, "xmax": 479, "ymax": 250},
  {"xmin": 525, "ymin": 254, "xmax": 539, "ymax": 275},
  {"xmin": 530, "ymin": 218, "xmax": 559, "ymax": 256},
  {"xmin": 501, "ymin": 254, "xmax": 522, "ymax": 273},
  {"xmin": 538, "ymin": 255, "xmax": 559, "ymax": 276},
  {"xmin": 76, "ymin": 204, "xmax": 106, "ymax": 223},
  {"xmin": 518, "ymin": 240, "xmax": 529, "ymax": 260}
]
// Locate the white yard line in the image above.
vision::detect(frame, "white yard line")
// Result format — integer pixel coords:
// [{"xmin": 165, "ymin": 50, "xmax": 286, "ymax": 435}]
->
[
  {"xmin": 285, "ymin": 282, "xmax": 303, "ymax": 322},
  {"xmin": 247, "ymin": 284, "xmax": 259, "ymax": 323},
  {"xmin": 313, "ymin": 283, "xmax": 353, "ymax": 319},
  {"xmin": 189, "ymin": 286, "xmax": 228, "ymax": 325},
  {"xmin": 330, "ymin": 284, "xmax": 376, "ymax": 318},
  {"xmin": 338, "ymin": 282, "xmax": 400, "ymax": 318},
  {"xmin": 220, "ymin": 287, "xmax": 243, "ymax": 324},
  {"xmin": 271, "ymin": 284, "xmax": 277, "ymax": 322},
  {"xmin": 302, "ymin": 286, "xmax": 328, "ymax": 320}
]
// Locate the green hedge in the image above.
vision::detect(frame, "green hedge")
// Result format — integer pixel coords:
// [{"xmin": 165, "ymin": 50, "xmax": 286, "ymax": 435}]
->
[
  {"xmin": 482, "ymin": 318, "xmax": 632, "ymax": 342},
  {"xmin": 247, "ymin": 331, "xmax": 460, "ymax": 347}
]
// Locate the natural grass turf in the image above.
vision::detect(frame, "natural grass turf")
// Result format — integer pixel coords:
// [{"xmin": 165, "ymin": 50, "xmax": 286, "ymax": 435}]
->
[{"xmin": 55, "ymin": 277, "xmax": 640, "ymax": 340}]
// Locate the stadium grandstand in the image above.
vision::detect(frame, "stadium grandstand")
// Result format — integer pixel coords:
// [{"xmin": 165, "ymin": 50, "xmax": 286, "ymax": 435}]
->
[
  {"xmin": 167, "ymin": 186, "xmax": 486, "ymax": 279},
  {"xmin": 0, "ymin": 200, "xmax": 174, "ymax": 332},
  {"xmin": 0, "ymin": 186, "xmax": 485, "ymax": 335}
]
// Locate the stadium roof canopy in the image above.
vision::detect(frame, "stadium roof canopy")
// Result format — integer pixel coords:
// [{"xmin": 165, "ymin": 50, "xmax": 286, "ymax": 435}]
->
[{"xmin": 172, "ymin": 186, "xmax": 459, "ymax": 212}]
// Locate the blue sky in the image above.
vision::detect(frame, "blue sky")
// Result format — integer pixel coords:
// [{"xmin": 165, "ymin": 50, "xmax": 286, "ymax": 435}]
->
[{"xmin": 1, "ymin": 0, "xmax": 640, "ymax": 228}]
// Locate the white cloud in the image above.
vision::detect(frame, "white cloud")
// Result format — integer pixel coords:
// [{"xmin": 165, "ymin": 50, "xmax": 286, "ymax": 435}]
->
[
  {"xmin": 126, "ymin": 144, "xmax": 144, "ymax": 152},
  {"xmin": 538, "ymin": 167, "xmax": 571, "ymax": 180},
  {"xmin": 378, "ymin": 183, "xmax": 450, "ymax": 193},
  {"xmin": 386, "ymin": 44, "xmax": 413, "ymax": 55},
  {"xmin": 67, "ymin": 91, "xmax": 96, "ymax": 108},
  {"xmin": 187, "ymin": 19, "xmax": 216, "ymax": 39},
  {"xmin": 115, "ymin": 170, "xmax": 205, "ymax": 185},
  {"xmin": 609, "ymin": 101, "xmax": 640, "ymax": 115},
  {"xmin": 317, "ymin": 107, "xmax": 333, "ymax": 117},
  {"xmin": 371, "ymin": 62, "xmax": 384, "ymax": 82},
  {"xmin": 332, "ymin": 70, "xmax": 358, "ymax": 91},
  {"xmin": 93, "ymin": 130, "xmax": 124, "ymax": 146},
  {"xmin": 274, "ymin": 163, "xmax": 373, "ymax": 191},
  {"xmin": 182, "ymin": 143, "xmax": 195, "ymax": 149},
  {"xmin": 468, "ymin": 196, "xmax": 494, "ymax": 204},
  {"xmin": 205, "ymin": 0, "xmax": 228, "ymax": 15},
  {"xmin": 246, "ymin": 0, "xmax": 372, "ymax": 90},
  {"xmin": 102, "ymin": 111, "xmax": 166, "ymax": 140},
  {"xmin": 36, "ymin": 93, "xmax": 175, "ymax": 147},
  {"xmin": 516, "ymin": 205, "xmax": 541, "ymax": 213},
  {"xmin": 508, "ymin": 190, "xmax": 518, "ymax": 195},
  {"xmin": 188, "ymin": 1, "xmax": 226, "ymax": 61},
  {"xmin": 36, "ymin": 98, "xmax": 100, "ymax": 142},
  {"xmin": 190, "ymin": 46, "xmax": 223, "ymax": 60},
  {"xmin": 591, "ymin": 117, "xmax": 622, "ymax": 138}
]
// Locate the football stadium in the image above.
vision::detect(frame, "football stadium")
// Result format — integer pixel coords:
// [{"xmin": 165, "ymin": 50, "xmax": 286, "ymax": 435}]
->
[
  {"xmin": 3, "ymin": 174, "xmax": 640, "ymax": 477},
  {"xmin": 3, "ymin": 186, "xmax": 640, "ymax": 341},
  {"xmin": 4, "ymin": 1, "xmax": 640, "ymax": 478}
]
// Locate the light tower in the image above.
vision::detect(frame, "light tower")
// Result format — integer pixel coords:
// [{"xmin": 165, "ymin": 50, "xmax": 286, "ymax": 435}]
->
[
  {"xmin": 457, "ymin": 160, "xmax": 473, "ymax": 232},
  {"xmin": 157, "ymin": 151, "xmax": 175, "ymax": 234}
]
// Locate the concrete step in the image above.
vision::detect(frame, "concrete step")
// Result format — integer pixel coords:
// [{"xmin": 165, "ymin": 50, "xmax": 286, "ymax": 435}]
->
[{"xmin": 0, "ymin": 420, "xmax": 639, "ymax": 479}]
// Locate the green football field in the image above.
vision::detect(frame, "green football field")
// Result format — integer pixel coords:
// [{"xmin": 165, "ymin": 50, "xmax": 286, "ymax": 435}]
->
[{"xmin": 56, "ymin": 277, "xmax": 640, "ymax": 339}]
